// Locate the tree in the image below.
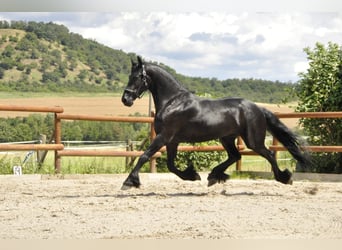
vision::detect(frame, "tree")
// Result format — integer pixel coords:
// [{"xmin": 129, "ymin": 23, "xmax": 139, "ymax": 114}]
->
[
  {"xmin": 78, "ymin": 69, "xmax": 88, "ymax": 81},
  {"xmin": 0, "ymin": 67, "xmax": 5, "ymax": 79},
  {"xmin": 0, "ymin": 121, "xmax": 17, "ymax": 142},
  {"xmin": 42, "ymin": 71, "xmax": 60, "ymax": 83},
  {"xmin": 2, "ymin": 45, "xmax": 15, "ymax": 57},
  {"xmin": 296, "ymin": 42, "xmax": 342, "ymax": 173}
]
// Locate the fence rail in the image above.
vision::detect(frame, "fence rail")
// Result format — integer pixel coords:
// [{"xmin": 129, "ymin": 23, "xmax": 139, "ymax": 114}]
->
[
  {"xmin": 1, "ymin": 103, "xmax": 341, "ymax": 173},
  {"xmin": 0, "ymin": 144, "xmax": 64, "ymax": 151},
  {"xmin": 269, "ymin": 145, "xmax": 342, "ymax": 152},
  {"xmin": 0, "ymin": 104, "xmax": 63, "ymax": 113},
  {"xmin": 275, "ymin": 112, "xmax": 342, "ymax": 118},
  {"xmin": 57, "ymin": 150, "xmax": 161, "ymax": 158},
  {"xmin": 57, "ymin": 113, "xmax": 154, "ymax": 123}
]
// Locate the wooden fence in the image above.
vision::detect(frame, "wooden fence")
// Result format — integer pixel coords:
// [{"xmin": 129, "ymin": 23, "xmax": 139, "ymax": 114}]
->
[
  {"xmin": 0, "ymin": 104, "xmax": 64, "ymax": 154},
  {"xmin": 0, "ymin": 103, "xmax": 341, "ymax": 173}
]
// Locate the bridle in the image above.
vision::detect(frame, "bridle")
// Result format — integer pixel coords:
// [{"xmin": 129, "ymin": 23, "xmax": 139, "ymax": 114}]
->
[{"xmin": 124, "ymin": 64, "xmax": 149, "ymax": 99}]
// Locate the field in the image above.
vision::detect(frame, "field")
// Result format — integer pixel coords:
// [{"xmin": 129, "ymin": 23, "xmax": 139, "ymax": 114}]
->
[
  {"xmin": 0, "ymin": 93, "xmax": 151, "ymax": 118},
  {"xmin": 0, "ymin": 173, "xmax": 341, "ymax": 239},
  {"xmin": 0, "ymin": 92, "xmax": 299, "ymax": 128}
]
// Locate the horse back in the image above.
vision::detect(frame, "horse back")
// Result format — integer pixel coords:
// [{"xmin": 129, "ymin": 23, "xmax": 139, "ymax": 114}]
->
[
  {"xmin": 157, "ymin": 95, "xmax": 265, "ymax": 143},
  {"xmin": 198, "ymin": 97, "xmax": 264, "ymax": 125}
]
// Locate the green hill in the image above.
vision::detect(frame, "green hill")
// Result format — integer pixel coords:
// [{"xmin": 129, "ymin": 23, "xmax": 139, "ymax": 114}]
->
[{"xmin": 0, "ymin": 20, "xmax": 297, "ymax": 103}]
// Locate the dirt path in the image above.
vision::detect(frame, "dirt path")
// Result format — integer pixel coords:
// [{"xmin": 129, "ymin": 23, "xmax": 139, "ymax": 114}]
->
[{"xmin": 0, "ymin": 174, "xmax": 341, "ymax": 239}]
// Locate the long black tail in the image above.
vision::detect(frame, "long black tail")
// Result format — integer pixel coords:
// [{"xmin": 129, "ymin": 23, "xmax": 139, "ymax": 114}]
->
[{"xmin": 261, "ymin": 108, "xmax": 311, "ymax": 170}]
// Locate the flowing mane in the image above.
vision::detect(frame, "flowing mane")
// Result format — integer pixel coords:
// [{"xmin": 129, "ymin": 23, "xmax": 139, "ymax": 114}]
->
[
  {"xmin": 144, "ymin": 63, "xmax": 189, "ymax": 113},
  {"xmin": 146, "ymin": 63, "xmax": 189, "ymax": 92}
]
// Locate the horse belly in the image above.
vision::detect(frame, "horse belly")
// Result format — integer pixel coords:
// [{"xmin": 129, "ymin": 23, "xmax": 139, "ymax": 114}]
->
[{"xmin": 176, "ymin": 118, "xmax": 237, "ymax": 143}]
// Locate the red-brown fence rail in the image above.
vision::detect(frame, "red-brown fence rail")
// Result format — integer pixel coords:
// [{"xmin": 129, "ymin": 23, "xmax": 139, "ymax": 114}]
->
[
  {"xmin": 1, "ymin": 103, "xmax": 341, "ymax": 173},
  {"xmin": 0, "ymin": 104, "xmax": 64, "ymax": 153},
  {"xmin": 270, "ymin": 112, "xmax": 342, "ymax": 153}
]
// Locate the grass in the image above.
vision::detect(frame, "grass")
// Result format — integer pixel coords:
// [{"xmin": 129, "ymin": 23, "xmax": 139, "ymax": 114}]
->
[
  {"xmin": 0, "ymin": 151, "xmax": 128, "ymax": 175},
  {"xmin": 60, "ymin": 156, "xmax": 127, "ymax": 174},
  {"xmin": 0, "ymin": 148, "xmax": 296, "ymax": 176},
  {"xmin": 238, "ymin": 151, "xmax": 296, "ymax": 172}
]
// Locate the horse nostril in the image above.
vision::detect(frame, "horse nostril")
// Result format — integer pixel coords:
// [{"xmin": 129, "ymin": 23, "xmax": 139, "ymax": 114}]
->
[
  {"xmin": 122, "ymin": 96, "xmax": 127, "ymax": 104},
  {"xmin": 122, "ymin": 94, "xmax": 133, "ymax": 106},
  {"xmin": 122, "ymin": 93, "xmax": 130, "ymax": 104}
]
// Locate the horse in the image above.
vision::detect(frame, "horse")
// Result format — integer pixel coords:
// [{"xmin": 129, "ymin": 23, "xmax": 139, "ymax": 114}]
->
[{"xmin": 121, "ymin": 56, "xmax": 310, "ymax": 190}]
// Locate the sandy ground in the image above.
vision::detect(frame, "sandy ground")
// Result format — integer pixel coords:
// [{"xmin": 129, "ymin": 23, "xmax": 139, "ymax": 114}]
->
[{"xmin": 0, "ymin": 173, "xmax": 341, "ymax": 239}]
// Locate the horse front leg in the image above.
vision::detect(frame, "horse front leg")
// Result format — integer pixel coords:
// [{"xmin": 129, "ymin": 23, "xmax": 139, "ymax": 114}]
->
[
  {"xmin": 121, "ymin": 134, "xmax": 165, "ymax": 190},
  {"xmin": 208, "ymin": 136, "xmax": 241, "ymax": 187},
  {"xmin": 166, "ymin": 143, "xmax": 201, "ymax": 181}
]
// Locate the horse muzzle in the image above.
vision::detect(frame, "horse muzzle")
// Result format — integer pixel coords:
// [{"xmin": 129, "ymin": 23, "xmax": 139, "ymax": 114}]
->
[{"xmin": 121, "ymin": 91, "xmax": 135, "ymax": 107}]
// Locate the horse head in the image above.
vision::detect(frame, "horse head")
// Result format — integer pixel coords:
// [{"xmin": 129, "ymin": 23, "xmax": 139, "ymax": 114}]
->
[{"xmin": 122, "ymin": 56, "xmax": 149, "ymax": 107}]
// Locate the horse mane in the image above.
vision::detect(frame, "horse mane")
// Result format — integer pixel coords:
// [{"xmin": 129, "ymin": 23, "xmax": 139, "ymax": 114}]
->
[{"xmin": 146, "ymin": 62, "xmax": 188, "ymax": 92}]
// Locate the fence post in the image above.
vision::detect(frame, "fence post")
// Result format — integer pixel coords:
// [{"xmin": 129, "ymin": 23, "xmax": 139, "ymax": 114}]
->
[
  {"xmin": 125, "ymin": 139, "xmax": 133, "ymax": 167},
  {"xmin": 37, "ymin": 134, "xmax": 46, "ymax": 165},
  {"xmin": 54, "ymin": 113, "xmax": 62, "ymax": 173},
  {"xmin": 236, "ymin": 136, "xmax": 243, "ymax": 171},
  {"xmin": 272, "ymin": 137, "xmax": 278, "ymax": 161},
  {"xmin": 149, "ymin": 111, "xmax": 157, "ymax": 173}
]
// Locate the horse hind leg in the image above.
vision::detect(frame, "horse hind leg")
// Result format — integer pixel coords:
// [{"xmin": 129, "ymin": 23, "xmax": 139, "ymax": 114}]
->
[
  {"xmin": 248, "ymin": 143, "xmax": 292, "ymax": 185},
  {"xmin": 207, "ymin": 137, "xmax": 241, "ymax": 187},
  {"xmin": 242, "ymin": 117, "xmax": 292, "ymax": 185}
]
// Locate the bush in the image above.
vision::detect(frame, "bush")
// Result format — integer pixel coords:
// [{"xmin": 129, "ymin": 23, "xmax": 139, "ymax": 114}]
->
[
  {"xmin": 296, "ymin": 42, "xmax": 342, "ymax": 173},
  {"xmin": 0, "ymin": 67, "xmax": 5, "ymax": 79},
  {"xmin": 155, "ymin": 140, "xmax": 226, "ymax": 173}
]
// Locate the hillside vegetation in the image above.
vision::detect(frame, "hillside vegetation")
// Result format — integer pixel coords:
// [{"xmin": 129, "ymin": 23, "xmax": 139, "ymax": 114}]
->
[{"xmin": 0, "ymin": 20, "xmax": 297, "ymax": 103}]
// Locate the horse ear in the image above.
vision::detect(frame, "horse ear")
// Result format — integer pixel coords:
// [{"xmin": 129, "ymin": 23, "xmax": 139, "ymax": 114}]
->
[
  {"xmin": 130, "ymin": 58, "xmax": 137, "ymax": 67},
  {"xmin": 137, "ymin": 56, "xmax": 143, "ymax": 67}
]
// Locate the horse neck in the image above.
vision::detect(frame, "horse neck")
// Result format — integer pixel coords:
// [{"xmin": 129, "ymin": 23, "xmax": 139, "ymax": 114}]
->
[{"xmin": 147, "ymin": 65, "xmax": 187, "ymax": 112}]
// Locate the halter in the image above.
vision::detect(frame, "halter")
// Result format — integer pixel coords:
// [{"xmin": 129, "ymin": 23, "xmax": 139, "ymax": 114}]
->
[
  {"xmin": 141, "ymin": 64, "xmax": 148, "ymax": 88},
  {"xmin": 125, "ymin": 64, "xmax": 149, "ymax": 99}
]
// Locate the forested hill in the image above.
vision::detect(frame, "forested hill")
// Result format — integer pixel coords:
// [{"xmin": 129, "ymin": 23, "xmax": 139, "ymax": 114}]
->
[{"xmin": 0, "ymin": 20, "xmax": 297, "ymax": 103}]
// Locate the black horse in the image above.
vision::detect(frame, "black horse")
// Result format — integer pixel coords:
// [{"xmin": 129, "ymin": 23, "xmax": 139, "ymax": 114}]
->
[{"xmin": 121, "ymin": 56, "xmax": 310, "ymax": 190}]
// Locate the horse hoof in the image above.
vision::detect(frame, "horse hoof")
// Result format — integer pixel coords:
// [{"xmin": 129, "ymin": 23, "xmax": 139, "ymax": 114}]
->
[
  {"xmin": 277, "ymin": 168, "xmax": 292, "ymax": 185},
  {"xmin": 207, "ymin": 178, "xmax": 218, "ymax": 187},
  {"xmin": 194, "ymin": 173, "xmax": 201, "ymax": 181},
  {"xmin": 121, "ymin": 184, "xmax": 133, "ymax": 190},
  {"xmin": 182, "ymin": 164, "xmax": 201, "ymax": 181}
]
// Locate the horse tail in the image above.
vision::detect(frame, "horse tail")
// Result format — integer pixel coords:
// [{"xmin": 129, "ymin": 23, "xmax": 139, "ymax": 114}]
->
[{"xmin": 261, "ymin": 108, "xmax": 311, "ymax": 170}]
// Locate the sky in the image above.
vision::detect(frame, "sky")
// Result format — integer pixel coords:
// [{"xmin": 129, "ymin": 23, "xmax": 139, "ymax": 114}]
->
[{"xmin": 1, "ymin": 1, "xmax": 342, "ymax": 82}]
